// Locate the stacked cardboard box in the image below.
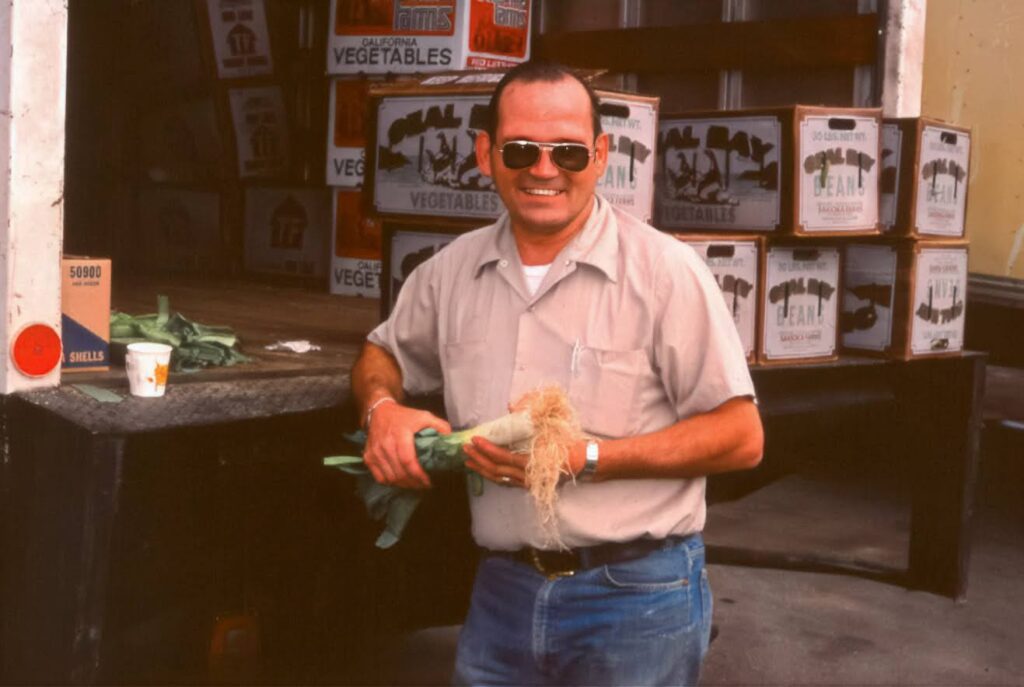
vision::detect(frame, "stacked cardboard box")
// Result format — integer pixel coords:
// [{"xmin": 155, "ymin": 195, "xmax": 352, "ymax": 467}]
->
[
  {"xmin": 366, "ymin": 68, "xmax": 661, "ymax": 309},
  {"xmin": 325, "ymin": 0, "xmax": 535, "ymax": 298},
  {"xmin": 659, "ymin": 106, "xmax": 882, "ymax": 364},
  {"xmin": 842, "ymin": 118, "xmax": 971, "ymax": 359},
  {"xmin": 659, "ymin": 108, "xmax": 971, "ymax": 365}
]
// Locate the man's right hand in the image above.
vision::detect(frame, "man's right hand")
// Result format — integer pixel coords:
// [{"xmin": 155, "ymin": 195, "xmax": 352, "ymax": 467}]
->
[{"xmin": 363, "ymin": 401, "xmax": 452, "ymax": 490}]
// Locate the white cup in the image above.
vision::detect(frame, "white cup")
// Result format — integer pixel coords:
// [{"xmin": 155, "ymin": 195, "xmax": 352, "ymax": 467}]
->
[{"xmin": 125, "ymin": 342, "xmax": 173, "ymax": 397}]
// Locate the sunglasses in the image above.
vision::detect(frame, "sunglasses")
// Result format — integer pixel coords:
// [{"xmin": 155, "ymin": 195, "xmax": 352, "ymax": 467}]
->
[{"xmin": 496, "ymin": 140, "xmax": 594, "ymax": 172}]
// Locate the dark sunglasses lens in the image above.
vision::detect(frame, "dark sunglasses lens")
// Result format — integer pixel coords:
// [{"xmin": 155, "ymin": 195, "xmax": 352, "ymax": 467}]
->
[
  {"xmin": 501, "ymin": 142, "xmax": 540, "ymax": 169},
  {"xmin": 551, "ymin": 144, "xmax": 591, "ymax": 171}
]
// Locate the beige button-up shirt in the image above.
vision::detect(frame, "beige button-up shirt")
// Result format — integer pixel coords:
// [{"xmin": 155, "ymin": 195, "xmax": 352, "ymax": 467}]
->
[{"xmin": 368, "ymin": 196, "xmax": 755, "ymax": 550}]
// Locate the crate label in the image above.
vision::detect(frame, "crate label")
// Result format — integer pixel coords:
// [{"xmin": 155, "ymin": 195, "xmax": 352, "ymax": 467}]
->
[
  {"xmin": 597, "ymin": 97, "xmax": 657, "ymax": 222},
  {"xmin": 798, "ymin": 115, "xmax": 879, "ymax": 232},
  {"xmin": 879, "ymin": 123, "xmax": 902, "ymax": 232},
  {"xmin": 245, "ymin": 188, "xmax": 330, "ymax": 277},
  {"xmin": 374, "ymin": 95, "xmax": 501, "ymax": 218},
  {"xmin": 331, "ymin": 256, "xmax": 382, "ymax": 298},
  {"xmin": 206, "ymin": 0, "xmax": 273, "ymax": 79},
  {"xmin": 763, "ymin": 247, "xmax": 840, "ymax": 359},
  {"xmin": 911, "ymin": 248, "xmax": 967, "ymax": 354},
  {"xmin": 841, "ymin": 244, "xmax": 897, "ymax": 351},
  {"xmin": 685, "ymin": 241, "xmax": 758, "ymax": 358},
  {"xmin": 656, "ymin": 116, "xmax": 781, "ymax": 230},
  {"xmin": 915, "ymin": 126, "xmax": 970, "ymax": 237},
  {"xmin": 389, "ymin": 230, "xmax": 458, "ymax": 310}
]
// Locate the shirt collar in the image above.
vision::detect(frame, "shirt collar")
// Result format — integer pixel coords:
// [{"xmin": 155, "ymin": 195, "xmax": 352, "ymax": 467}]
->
[{"xmin": 473, "ymin": 195, "xmax": 619, "ymax": 282}]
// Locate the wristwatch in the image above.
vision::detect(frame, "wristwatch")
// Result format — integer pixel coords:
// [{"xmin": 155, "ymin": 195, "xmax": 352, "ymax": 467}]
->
[{"xmin": 579, "ymin": 440, "xmax": 599, "ymax": 481}]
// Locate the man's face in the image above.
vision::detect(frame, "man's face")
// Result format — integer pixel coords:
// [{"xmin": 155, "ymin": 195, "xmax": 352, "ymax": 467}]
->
[{"xmin": 477, "ymin": 77, "xmax": 608, "ymax": 236}]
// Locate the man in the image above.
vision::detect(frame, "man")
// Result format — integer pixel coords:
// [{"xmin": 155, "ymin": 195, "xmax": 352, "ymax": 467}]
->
[{"xmin": 351, "ymin": 61, "xmax": 763, "ymax": 686}]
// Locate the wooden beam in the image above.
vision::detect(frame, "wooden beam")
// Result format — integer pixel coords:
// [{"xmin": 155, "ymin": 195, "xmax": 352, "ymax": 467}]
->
[{"xmin": 536, "ymin": 14, "xmax": 879, "ymax": 74}]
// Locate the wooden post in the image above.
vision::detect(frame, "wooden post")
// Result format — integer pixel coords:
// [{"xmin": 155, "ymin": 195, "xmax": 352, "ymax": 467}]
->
[{"xmin": 0, "ymin": 1, "xmax": 68, "ymax": 393}]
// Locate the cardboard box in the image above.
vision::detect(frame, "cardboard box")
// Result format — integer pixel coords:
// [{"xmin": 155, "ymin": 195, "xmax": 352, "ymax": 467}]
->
[
  {"xmin": 842, "ymin": 240, "xmax": 968, "ymax": 359},
  {"xmin": 244, "ymin": 187, "xmax": 331, "ymax": 277},
  {"xmin": 883, "ymin": 118, "xmax": 971, "ymax": 238},
  {"xmin": 367, "ymin": 71, "xmax": 661, "ymax": 221},
  {"xmin": 331, "ymin": 189, "xmax": 384, "ymax": 297},
  {"xmin": 381, "ymin": 219, "xmax": 480, "ymax": 318},
  {"xmin": 138, "ymin": 98, "xmax": 224, "ymax": 184},
  {"xmin": 328, "ymin": 0, "xmax": 532, "ymax": 75},
  {"xmin": 673, "ymin": 235, "xmax": 760, "ymax": 362},
  {"xmin": 840, "ymin": 242, "xmax": 898, "ymax": 353},
  {"xmin": 758, "ymin": 242, "xmax": 842, "ymax": 364},
  {"xmin": 595, "ymin": 94, "xmax": 659, "ymax": 222},
  {"xmin": 138, "ymin": 187, "xmax": 224, "ymax": 273},
  {"xmin": 326, "ymin": 78, "xmax": 375, "ymax": 187},
  {"xmin": 228, "ymin": 85, "xmax": 290, "ymax": 179},
  {"xmin": 879, "ymin": 122, "xmax": 901, "ymax": 233},
  {"xmin": 656, "ymin": 107, "xmax": 882, "ymax": 236},
  {"xmin": 61, "ymin": 256, "xmax": 111, "ymax": 372}
]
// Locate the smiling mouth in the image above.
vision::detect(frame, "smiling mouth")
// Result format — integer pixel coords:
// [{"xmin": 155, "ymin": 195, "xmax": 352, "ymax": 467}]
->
[{"xmin": 521, "ymin": 188, "xmax": 563, "ymax": 197}]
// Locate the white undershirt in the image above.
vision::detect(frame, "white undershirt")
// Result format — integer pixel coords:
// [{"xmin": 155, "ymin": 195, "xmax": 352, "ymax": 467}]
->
[{"xmin": 522, "ymin": 263, "xmax": 553, "ymax": 296}]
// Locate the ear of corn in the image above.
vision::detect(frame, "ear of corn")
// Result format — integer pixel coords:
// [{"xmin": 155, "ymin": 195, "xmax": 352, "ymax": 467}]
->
[{"xmin": 324, "ymin": 386, "xmax": 581, "ymax": 549}]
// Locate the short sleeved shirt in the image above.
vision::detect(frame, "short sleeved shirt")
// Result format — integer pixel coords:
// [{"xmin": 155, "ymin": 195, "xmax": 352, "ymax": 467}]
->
[{"xmin": 368, "ymin": 196, "xmax": 755, "ymax": 550}]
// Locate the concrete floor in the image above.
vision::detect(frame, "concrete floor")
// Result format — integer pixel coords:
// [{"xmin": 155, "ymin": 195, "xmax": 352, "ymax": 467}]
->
[
  {"xmin": 386, "ymin": 462, "xmax": 1024, "ymax": 685},
  {"xmin": 703, "ymin": 474, "xmax": 1024, "ymax": 685}
]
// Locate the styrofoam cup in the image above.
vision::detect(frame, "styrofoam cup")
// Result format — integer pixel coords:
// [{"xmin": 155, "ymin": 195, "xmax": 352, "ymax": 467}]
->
[{"xmin": 125, "ymin": 342, "xmax": 173, "ymax": 397}]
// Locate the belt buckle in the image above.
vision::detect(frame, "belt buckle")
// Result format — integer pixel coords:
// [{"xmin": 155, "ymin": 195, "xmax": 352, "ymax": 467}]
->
[{"xmin": 529, "ymin": 548, "xmax": 576, "ymax": 580}]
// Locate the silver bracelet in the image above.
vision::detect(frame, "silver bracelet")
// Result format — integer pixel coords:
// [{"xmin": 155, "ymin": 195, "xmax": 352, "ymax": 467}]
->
[
  {"xmin": 364, "ymin": 396, "xmax": 396, "ymax": 429},
  {"xmin": 579, "ymin": 440, "xmax": 599, "ymax": 481}
]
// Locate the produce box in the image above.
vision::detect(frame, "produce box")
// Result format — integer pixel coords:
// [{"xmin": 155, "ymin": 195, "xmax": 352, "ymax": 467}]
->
[
  {"xmin": 381, "ymin": 220, "xmax": 481, "ymax": 318},
  {"xmin": 61, "ymin": 256, "xmax": 111, "ymax": 372},
  {"xmin": 138, "ymin": 98, "xmax": 224, "ymax": 184},
  {"xmin": 332, "ymin": 189, "xmax": 383, "ymax": 297},
  {"xmin": 328, "ymin": 0, "xmax": 532, "ymax": 75},
  {"xmin": 673, "ymin": 235, "xmax": 760, "ymax": 362},
  {"xmin": 595, "ymin": 93, "xmax": 659, "ymax": 223},
  {"xmin": 882, "ymin": 118, "xmax": 971, "ymax": 238},
  {"xmin": 244, "ymin": 187, "xmax": 330, "ymax": 278},
  {"xmin": 367, "ymin": 70, "xmax": 660, "ymax": 221},
  {"xmin": 228, "ymin": 85, "xmax": 290, "ymax": 179},
  {"xmin": 656, "ymin": 106, "xmax": 881, "ymax": 236},
  {"xmin": 204, "ymin": 0, "xmax": 273, "ymax": 79},
  {"xmin": 326, "ymin": 77, "xmax": 374, "ymax": 188},
  {"xmin": 138, "ymin": 187, "xmax": 224, "ymax": 273},
  {"xmin": 841, "ymin": 240, "xmax": 968, "ymax": 359},
  {"xmin": 758, "ymin": 242, "xmax": 842, "ymax": 364}
]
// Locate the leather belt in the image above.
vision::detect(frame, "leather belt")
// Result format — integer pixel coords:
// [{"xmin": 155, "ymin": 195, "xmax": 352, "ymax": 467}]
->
[{"xmin": 488, "ymin": 535, "xmax": 688, "ymax": 580}]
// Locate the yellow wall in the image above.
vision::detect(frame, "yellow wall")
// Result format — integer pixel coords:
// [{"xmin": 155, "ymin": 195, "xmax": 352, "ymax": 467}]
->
[{"xmin": 923, "ymin": 0, "xmax": 1024, "ymax": 278}]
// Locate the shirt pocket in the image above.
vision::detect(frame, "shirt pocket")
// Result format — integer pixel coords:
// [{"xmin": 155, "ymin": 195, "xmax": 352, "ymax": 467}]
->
[
  {"xmin": 569, "ymin": 345, "xmax": 647, "ymax": 438},
  {"xmin": 442, "ymin": 340, "xmax": 490, "ymax": 429}
]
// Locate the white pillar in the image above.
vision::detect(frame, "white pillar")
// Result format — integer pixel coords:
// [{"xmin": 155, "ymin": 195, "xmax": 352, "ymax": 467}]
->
[
  {"xmin": 881, "ymin": 0, "xmax": 927, "ymax": 117},
  {"xmin": 0, "ymin": 1, "xmax": 68, "ymax": 393}
]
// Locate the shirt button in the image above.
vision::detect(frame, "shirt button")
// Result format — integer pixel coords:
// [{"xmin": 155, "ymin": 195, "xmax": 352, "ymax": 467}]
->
[{"xmin": 499, "ymin": 259, "xmax": 508, "ymax": 267}]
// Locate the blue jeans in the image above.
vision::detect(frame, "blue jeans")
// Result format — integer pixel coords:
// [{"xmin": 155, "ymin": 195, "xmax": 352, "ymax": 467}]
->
[{"xmin": 454, "ymin": 534, "xmax": 711, "ymax": 686}]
